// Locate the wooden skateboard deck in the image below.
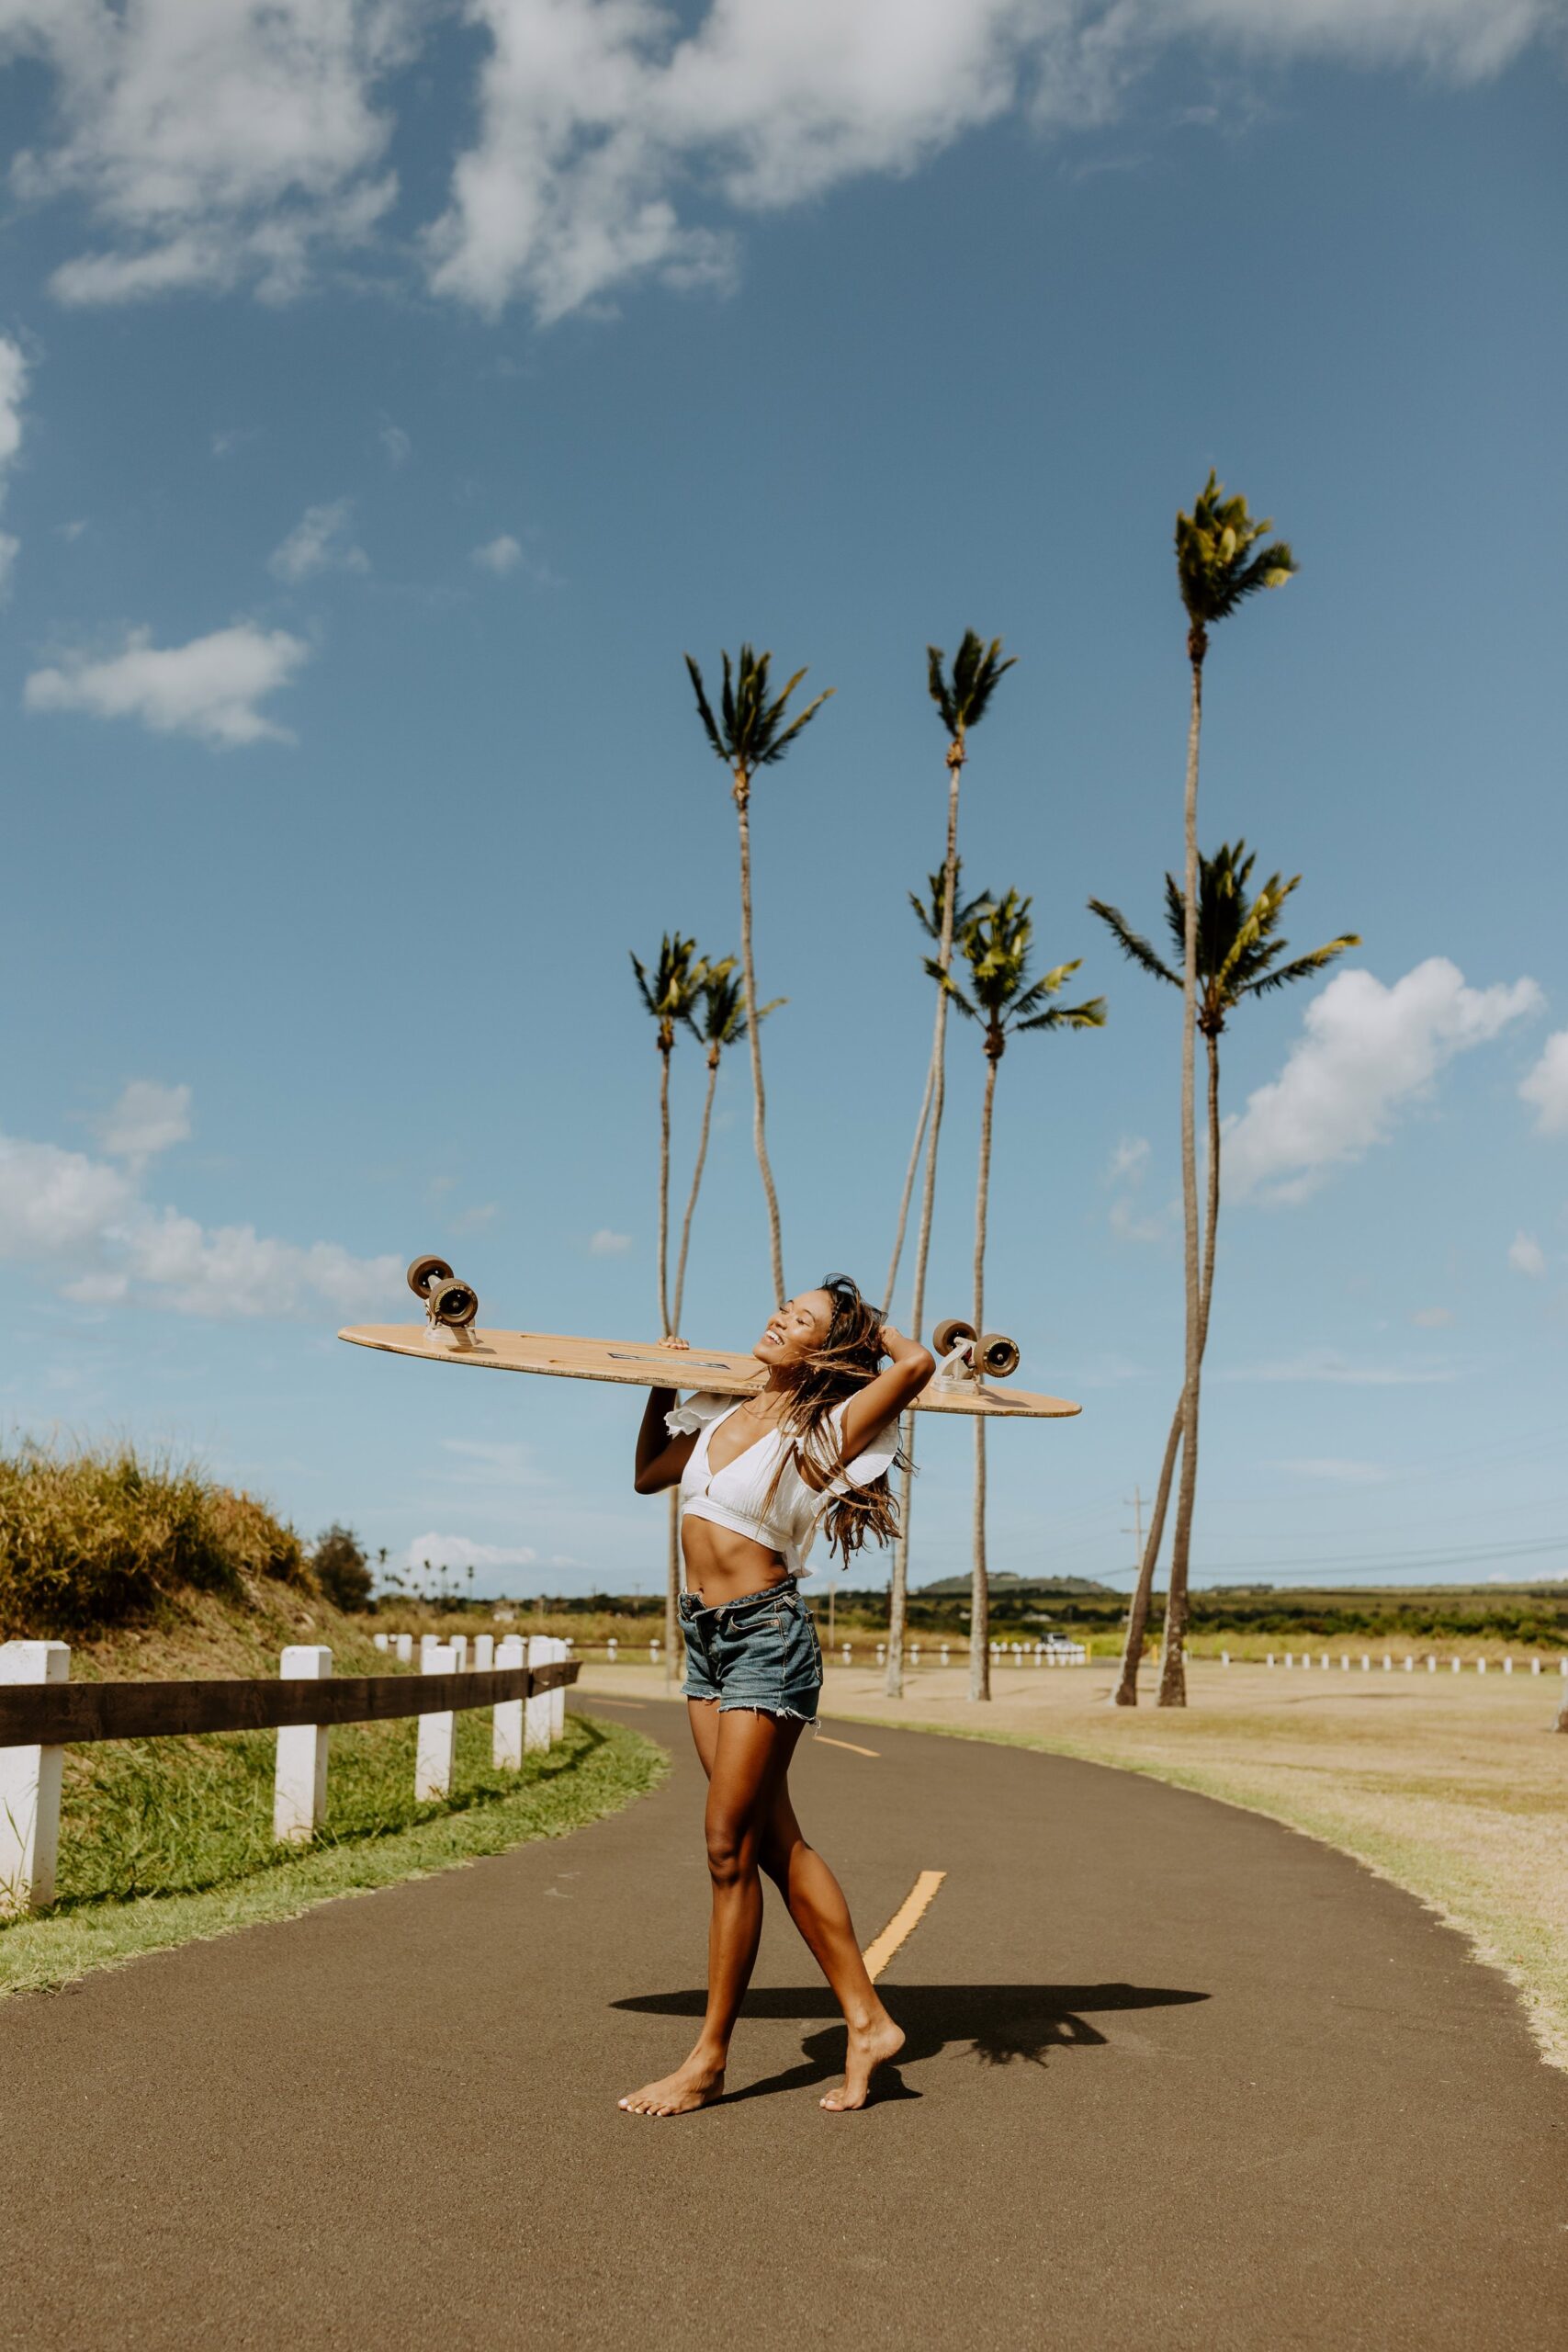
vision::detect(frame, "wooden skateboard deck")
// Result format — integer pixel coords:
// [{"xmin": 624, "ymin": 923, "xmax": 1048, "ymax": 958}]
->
[{"xmin": 337, "ymin": 1324, "xmax": 1080, "ymax": 1420}]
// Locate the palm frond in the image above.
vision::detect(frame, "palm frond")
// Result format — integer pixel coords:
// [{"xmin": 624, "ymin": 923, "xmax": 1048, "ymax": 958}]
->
[
  {"xmin": 1018, "ymin": 996, "xmax": 1108, "ymax": 1033},
  {"xmin": 924, "ymin": 956, "xmax": 978, "ymax": 1018},
  {"xmin": 1243, "ymin": 934, "xmax": 1360, "ymax": 997},
  {"xmin": 684, "ymin": 655, "xmax": 726, "ymax": 763},
  {"xmin": 1089, "ymin": 897, "xmax": 1179, "ymax": 988},
  {"xmin": 1176, "ymin": 469, "xmax": 1297, "ymax": 631}
]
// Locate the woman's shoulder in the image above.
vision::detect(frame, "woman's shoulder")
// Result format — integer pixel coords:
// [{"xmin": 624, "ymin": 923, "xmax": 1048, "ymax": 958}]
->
[{"xmin": 664, "ymin": 1390, "xmax": 735, "ymax": 1436}]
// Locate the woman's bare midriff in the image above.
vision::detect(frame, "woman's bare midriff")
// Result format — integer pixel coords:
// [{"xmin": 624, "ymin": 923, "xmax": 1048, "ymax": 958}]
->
[{"xmin": 681, "ymin": 1517, "xmax": 792, "ymax": 1607}]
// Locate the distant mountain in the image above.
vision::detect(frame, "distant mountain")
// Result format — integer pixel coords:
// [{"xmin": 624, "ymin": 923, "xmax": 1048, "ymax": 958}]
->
[{"xmin": 914, "ymin": 1571, "xmax": 1120, "ymax": 1599}]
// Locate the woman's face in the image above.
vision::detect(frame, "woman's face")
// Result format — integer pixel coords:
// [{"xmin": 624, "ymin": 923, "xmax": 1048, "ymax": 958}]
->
[{"xmin": 753, "ymin": 1289, "xmax": 834, "ymax": 1368}]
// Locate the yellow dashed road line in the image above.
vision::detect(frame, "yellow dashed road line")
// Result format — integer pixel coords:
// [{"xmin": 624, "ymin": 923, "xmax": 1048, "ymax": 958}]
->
[{"xmin": 861, "ymin": 1870, "xmax": 947, "ymax": 1982}]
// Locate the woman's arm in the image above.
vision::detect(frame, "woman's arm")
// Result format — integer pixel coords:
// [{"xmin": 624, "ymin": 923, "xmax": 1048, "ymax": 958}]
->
[
  {"xmin": 633, "ymin": 1340, "xmax": 699, "ymax": 1494},
  {"xmin": 834, "ymin": 1324, "xmax": 934, "ymax": 1464}
]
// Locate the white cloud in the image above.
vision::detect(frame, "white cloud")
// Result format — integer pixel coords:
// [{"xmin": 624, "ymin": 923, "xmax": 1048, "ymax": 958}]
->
[
  {"xmin": 448, "ymin": 1201, "xmax": 499, "ymax": 1235},
  {"xmin": 402, "ymin": 1531, "xmax": 538, "ymax": 1572},
  {"xmin": 0, "ymin": 332, "xmax": 28, "ymax": 594},
  {"xmin": 24, "ymin": 622, "xmax": 310, "ymax": 747},
  {"xmin": 1508, "ymin": 1230, "xmax": 1546, "ymax": 1278},
  {"xmin": 1106, "ymin": 1134, "xmax": 1149, "ymax": 1182},
  {"xmin": 57, "ymin": 517, "xmax": 88, "ymax": 541},
  {"xmin": 589, "ymin": 1227, "xmax": 633, "ymax": 1255},
  {"xmin": 0, "ymin": 1105, "xmax": 400, "ymax": 1318},
  {"xmin": 378, "ymin": 420, "xmax": 412, "ymax": 467},
  {"xmin": 1223, "ymin": 959, "xmax": 1542, "ymax": 1204},
  {"xmin": 424, "ymin": 0, "xmax": 1556, "ymax": 318},
  {"xmin": 93, "ymin": 1079, "xmax": 192, "ymax": 1164},
  {"xmin": 9, "ymin": 0, "xmax": 414, "ymax": 306},
  {"xmin": 1277, "ymin": 1457, "xmax": 1388, "ymax": 1485},
  {"xmin": 440, "ymin": 1437, "xmax": 540, "ymax": 1487},
  {"xmin": 472, "ymin": 532, "xmax": 522, "ymax": 575},
  {"xmin": 1520, "ymin": 1030, "xmax": 1568, "ymax": 1136},
  {"xmin": 1410, "ymin": 1306, "xmax": 1454, "ymax": 1328},
  {"xmin": 2, "ymin": 2, "xmax": 1552, "ymax": 318},
  {"xmin": 1225, "ymin": 1350, "xmax": 1459, "ymax": 1385},
  {"xmin": 268, "ymin": 497, "xmax": 368, "ymax": 581}
]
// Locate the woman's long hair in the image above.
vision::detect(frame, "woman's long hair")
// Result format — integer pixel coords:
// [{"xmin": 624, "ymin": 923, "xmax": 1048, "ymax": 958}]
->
[{"xmin": 764, "ymin": 1272, "xmax": 908, "ymax": 1562}]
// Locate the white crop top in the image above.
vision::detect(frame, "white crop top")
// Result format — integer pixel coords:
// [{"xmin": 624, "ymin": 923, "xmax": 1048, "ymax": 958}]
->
[{"xmin": 668, "ymin": 1392, "xmax": 899, "ymax": 1578}]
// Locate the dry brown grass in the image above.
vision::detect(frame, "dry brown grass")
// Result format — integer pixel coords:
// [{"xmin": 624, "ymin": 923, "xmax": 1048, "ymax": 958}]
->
[
  {"xmin": 576, "ymin": 1653, "xmax": 1568, "ymax": 2069},
  {"xmin": 0, "ymin": 1441, "xmax": 306, "ymax": 1637}
]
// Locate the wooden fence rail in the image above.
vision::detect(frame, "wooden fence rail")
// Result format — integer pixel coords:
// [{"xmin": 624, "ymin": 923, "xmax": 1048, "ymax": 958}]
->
[
  {"xmin": 0, "ymin": 1659, "xmax": 578, "ymax": 1747},
  {"xmin": 1, "ymin": 1637, "xmax": 580, "ymax": 1918}
]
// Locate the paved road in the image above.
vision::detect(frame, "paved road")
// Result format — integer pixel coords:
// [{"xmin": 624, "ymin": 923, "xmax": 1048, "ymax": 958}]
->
[{"xmin": 3, "ymin": 1699, "xmax": 1565, "ymax": 2349}]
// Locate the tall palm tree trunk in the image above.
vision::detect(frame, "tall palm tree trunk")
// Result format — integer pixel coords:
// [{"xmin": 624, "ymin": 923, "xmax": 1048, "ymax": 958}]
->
[
  {"xmin": 882, "ymin": 1053, "xmax": 935, "ymax": 1317},
  {"xmin": 1115, "ymin": 1024, "xmax": 1222, "ymax": 1703},
  {"xmin": 655, "ymin": 1035, "xmax": 679, "ymax": 1687},
  {"xmin": 672, "ymin": 1050, "xmax": 720, "ymax": 1334},
  {"xmin": 886, "ymin": 743, "xmax": 964, "ymax": 1698},
  {"xmin": 969, "ymin": 1046, "xmax": 998, "ymax": 1703},
  {"xmin": 733, "ymin": 769, "xmax": 785, "ymax": 1310},
  {"xmin": 657, "ymin": 1042, "xmax": 672, "ymax": 1339},
  {"xmin": 1112, "ymin": 1402, "xmax": 1181, "ymax": 1705},
  {"xmin": 1159, "ymin": 1027, "xmax": 1222, "ymax": 1703},
  {"xmin": 1159, "ymin": 654, "xmax": 1206, "ymax": 1708},
  {"xmin": 663, "ymin": 1048, "xmax": 720, "ymax": 1694}
]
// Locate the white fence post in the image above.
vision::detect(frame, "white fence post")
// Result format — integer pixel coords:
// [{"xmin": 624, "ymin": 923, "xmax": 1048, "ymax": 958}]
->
[
  {"xmin": 415, "ymin": 1643, "xmax": 457, "ymax": 1800},
  {"xmin": 273, "ymin": 1645, "xmax": 333, "ymax": 1844},
  {"xmin": 373, "ymin": 1632, "xmax": 389, "ymax": 1651},
  {"xmin": 474, "ymin": 1634, "xmax": 494, "ymax": 1673},
  {"xmin": 493, "ymin": 1634, "xmax": 525, "ymax": 1770},
  {"xmin": 395, "ymin": 1633, "xmax": 412, "ymax": 1664},
  {"xmin": 940, "ymin": 1644, "xmax": 951, "ymax": 1667},
  {"xmin": 548, "ymin": 1637, "xmax": 567, "ymax": 1743},
  {"xmin": 0, "ymin": 1640, "xmax": 70, "ymax": 1914},
  {"xmin": 450, "ymin": 1634, "xmax": 468, "ymax": 1671},
  {"xmin": 525, "ymin": 1636, "xmax": 552, "ymax": 1755}
]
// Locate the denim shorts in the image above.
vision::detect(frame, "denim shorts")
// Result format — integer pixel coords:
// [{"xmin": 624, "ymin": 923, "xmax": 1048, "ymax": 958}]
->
[{"xmin": 680, "ymin": 1580, "xmax": 823, "ymax": 1722}]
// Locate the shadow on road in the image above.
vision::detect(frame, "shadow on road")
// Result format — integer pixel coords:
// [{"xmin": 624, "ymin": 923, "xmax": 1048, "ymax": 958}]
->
[{"xmin": 614, "ymin": 1982, "xmax": 1210, "ymax": 2101}]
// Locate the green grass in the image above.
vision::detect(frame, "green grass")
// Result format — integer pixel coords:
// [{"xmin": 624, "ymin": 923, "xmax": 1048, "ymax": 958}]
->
[{"xmin": 1, "ymin": 1707, "xmax": 668, "ymax": 1999}]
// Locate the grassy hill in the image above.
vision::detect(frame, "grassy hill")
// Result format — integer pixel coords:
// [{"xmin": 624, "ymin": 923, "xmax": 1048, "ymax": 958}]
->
[{"xmin": 0, "ymin": 1442, "xmax": 664, "ymax": 1996}]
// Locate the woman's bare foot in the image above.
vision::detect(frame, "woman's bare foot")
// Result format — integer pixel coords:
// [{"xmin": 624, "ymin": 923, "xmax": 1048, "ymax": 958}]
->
[
  {"xmin": 819, "ymin": 2014, "xmax": 905, "ymax": 2113},
  {"xmin": 618, "ymin": 2055, "xmax": 725, "ymax": 2118}
]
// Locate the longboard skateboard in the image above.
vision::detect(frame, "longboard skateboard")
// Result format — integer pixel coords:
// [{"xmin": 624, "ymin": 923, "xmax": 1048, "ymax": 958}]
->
[{"xmin": 339, "ymin": 1261, "xmax": 1080, "ymax": 1421}]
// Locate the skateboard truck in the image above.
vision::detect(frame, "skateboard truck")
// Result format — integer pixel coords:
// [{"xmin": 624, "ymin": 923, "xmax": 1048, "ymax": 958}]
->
[
  {"xmin": 931, "ymin": 1317, "xmax": 1021, "ymax": 1389},
  {"xmin": 406, "ymin": 1254, "xmax": 480, "ymax": 1348}
]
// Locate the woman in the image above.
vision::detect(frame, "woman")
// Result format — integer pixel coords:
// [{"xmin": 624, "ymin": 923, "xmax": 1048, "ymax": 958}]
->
[{"xmin": 620, "ymin": 1274, "xmax": 935, "ymax": 2118}]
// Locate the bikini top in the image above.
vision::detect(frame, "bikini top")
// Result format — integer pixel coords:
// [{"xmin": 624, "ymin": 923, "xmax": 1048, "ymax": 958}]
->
[{"xmin": 668, "ymin": 1391, "xmax": 899, "ymax": 1578}]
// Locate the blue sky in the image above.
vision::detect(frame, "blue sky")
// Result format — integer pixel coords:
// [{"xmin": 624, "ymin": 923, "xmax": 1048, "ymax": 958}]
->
[{"xmin": 1, "ymin": 2, "xmax": 1564, "ymax": 1600}]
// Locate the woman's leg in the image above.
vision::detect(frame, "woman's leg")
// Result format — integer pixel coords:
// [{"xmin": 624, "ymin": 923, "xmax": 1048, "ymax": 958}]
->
[
  {"xmin": 619, "ymin": 1703, "xmax": 801, "ymax": 2117},
  {"xmin": 758, "ymin": 1784, "xmax": 905, "ymax": 2111}
]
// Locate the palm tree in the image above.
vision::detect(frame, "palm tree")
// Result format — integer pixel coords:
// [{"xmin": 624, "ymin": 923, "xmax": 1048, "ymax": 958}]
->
[
  {"xmin": 1090, "ymin": 843, "xmax": 1355, "ymax": 1704},
  {"xmin": 671, "ymin": 959, "xmax": 756, "ymax": 1333},
  {"xmin": 630, "ymin": 933, "xmax": 708, "ymax": 1338},
  {"xmin": 1163, "ymin": 472, "xmax": 1297, "ymax": 1708},
  {"xmin": 941, "ymin": 890, "xmax": 1106, "ymax": 1701},
  {"xmin": 685, "ymin": 646, "xmax": 833, "ymax": 1308},
  {"xmin": 885, "ymin": 634, "xmax": 1014, "ymax": 1700},
  {"xmin": 632, "ymin": 932, "xmax": 709, "ymax": 1690},
  {"xmin": 881, "ymin": 862, "xmax": 992, "ymax": 1317}
]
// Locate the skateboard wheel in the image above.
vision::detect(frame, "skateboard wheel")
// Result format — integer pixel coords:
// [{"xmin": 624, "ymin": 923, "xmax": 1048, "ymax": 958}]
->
[
  {"xmin": 976, "ymin": 1331, "xmax": 1020, "ymax": 1379},
  {"xmin": 931, "ymin": 1317, "xmax": 976, "ymax": 1358},
  {"xmin": 407, "ymin": 1255, "xmax": 454, "ymax": 1298},
  {"xmin": 429, "ymin": 1277, "xmax": 479, "ymax": 1328}
]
